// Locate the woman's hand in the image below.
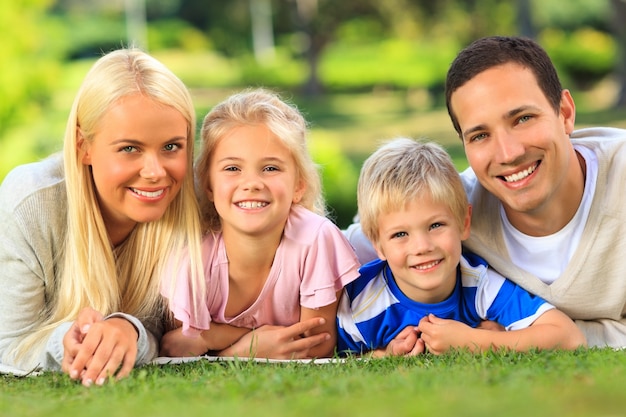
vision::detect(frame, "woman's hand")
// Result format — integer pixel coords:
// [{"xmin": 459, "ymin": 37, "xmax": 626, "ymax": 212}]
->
[{"xmin": 62, "ymin": 307, "xmax": 139, "ymax": 386}]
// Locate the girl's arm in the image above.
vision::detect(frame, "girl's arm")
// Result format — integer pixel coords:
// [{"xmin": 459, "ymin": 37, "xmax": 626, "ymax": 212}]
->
[
  {"xmin": 159, "ymin": 321, "xmax": 250, "ymax": 357},
  {"xmin": 418, "ymin": 309, "xmax": 587, "ymax": 355},
  {"xmin": 299, "ymin": 295, "xmax": 342, "ymax": 358}
]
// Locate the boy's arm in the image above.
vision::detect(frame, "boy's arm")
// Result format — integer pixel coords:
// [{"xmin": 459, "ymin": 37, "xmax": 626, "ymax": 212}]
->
[{"xmin": 418, "ymin": 310, "xmax": 587, "ymax": 355}]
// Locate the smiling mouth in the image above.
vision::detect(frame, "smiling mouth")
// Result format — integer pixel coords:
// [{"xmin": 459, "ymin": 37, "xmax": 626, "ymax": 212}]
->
[
  {"xmin": 501, "ymin": 162, "xmax": 539, "ymax": 183},
  {"xmin": 413, "ymin": 260, "xmax": 441, "ymax": 270},
  {"xmin": 131, "ymin": 188, "xmax": 164, "ymax": 198},
  {"xmin": 237, "ymin": 201, "xmax": 268, "ymax": 209}
]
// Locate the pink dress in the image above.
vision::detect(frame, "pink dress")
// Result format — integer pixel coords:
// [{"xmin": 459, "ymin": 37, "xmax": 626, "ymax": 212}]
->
[{"xmin": 162, "ymin": 205, "xmax": 361, "ymax": 336}]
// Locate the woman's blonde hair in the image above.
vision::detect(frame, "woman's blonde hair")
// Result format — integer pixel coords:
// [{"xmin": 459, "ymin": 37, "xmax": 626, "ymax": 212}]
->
[
  {"xmin": 14, "ymin": 48, "xmax": 203, "ymax": 367},
  {"xmin": 358, "ymin": 137, "xmax": 468, "ymax": 246},
  {"xmin": 195, "ymin": 88, "xmax": 325, "ymax": 232}
]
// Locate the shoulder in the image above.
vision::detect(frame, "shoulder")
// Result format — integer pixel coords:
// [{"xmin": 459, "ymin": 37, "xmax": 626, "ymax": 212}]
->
[
  {"xmin": 0, "ymin": 154, "xmax": 65, "ymax": 212},
  {"xmin": 284, "ymin": 205, "xmax": 340, "ymax": 242}
]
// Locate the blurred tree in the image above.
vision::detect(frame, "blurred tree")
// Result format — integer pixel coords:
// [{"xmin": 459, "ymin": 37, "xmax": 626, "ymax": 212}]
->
[
  {"xmin": 0, "ymin": 0, "xmax": 60, "ymax": 137},
  {"xmin": 610, "ymin": 0, "xmax": 626, "ymax": 107}
]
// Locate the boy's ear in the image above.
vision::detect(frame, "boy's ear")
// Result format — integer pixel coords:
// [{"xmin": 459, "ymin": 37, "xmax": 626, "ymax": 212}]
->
[
  {"xmin": 461, "ymin": 204, "xmax": 472, "ymax": 241},
  {"xmin": 374, "ymin": 240, "xmax": 387, "ymax": 261}
]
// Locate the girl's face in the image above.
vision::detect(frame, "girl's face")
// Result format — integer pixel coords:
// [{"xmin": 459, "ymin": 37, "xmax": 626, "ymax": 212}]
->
[
  {"xmin": 80, "ymin": 94, "xmax": 189, "ymax": 245},
  {"xmin": 207, "ymin": 123, "xmax": 305, "ymax": 239}
]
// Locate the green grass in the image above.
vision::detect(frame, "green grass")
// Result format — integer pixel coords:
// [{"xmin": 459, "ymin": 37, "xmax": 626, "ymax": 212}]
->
[{"xmin": 1, "ymin": 348, "xmax": 623, "ymax": 417}]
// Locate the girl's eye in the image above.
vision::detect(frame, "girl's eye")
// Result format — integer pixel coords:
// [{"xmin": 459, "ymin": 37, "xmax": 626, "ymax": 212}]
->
[
  {"xmin": 224, "ymin": 166, "xmax": 239, "ymax": 172},
  {"xmin": 263, "ymin": 166, "xmax": 279, "ymax": 172},
  {"xmin": 121, "ymin": 146, "xmax": 136, "ymax": 153},
  {"xmin": 392, "ymin": 231, "xmax": 408, "ymax": 239}
]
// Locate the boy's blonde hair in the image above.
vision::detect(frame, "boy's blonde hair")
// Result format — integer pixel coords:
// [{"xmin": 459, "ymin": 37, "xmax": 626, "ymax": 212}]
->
[
  {"xmin": 358, "ymin": 137, "xmax": 468, "ymax": 246},
  {"xmin": 196, "ymin": 88, "xmax": 325, "ymax": 232}
]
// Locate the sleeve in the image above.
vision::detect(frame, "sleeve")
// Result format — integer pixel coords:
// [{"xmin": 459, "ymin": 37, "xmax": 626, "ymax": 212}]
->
[
  {"xmin": 160, "ymin": 239, "xmax": 211, "ymax": 338},
  {"xmin": 477, "ymin": 268, "xmax": 555, "ymax": 331},
  {"xmin": 335, "ymin": 290, "xmax": 368, "ymax": 354},
  {"xmin": 0, "ymin": 184, "xmax": 60, "ymax": 371},
  {"xmin": 299, "ymin": 221, "xmax": 361, "ymax": 310},
  {"xmin": 574, "ymin": 318, "xmax": 626, "ymax": 348}
]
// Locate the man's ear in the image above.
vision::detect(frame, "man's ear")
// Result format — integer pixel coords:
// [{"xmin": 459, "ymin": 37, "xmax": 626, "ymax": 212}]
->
[{"xmin": 77, "ymin": 128, "xmax": 91, "ymax": 165}]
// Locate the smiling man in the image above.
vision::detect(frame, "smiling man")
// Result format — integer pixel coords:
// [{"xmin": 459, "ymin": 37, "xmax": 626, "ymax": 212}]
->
[{"xmin": 444, "ymin": 36, "xmax": 626, "ymax": 348}]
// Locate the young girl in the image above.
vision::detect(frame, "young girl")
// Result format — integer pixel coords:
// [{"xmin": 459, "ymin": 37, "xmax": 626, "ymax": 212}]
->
[{"xmin": 161, "ymin": 88, "xmax": 360, "ymax": 359}]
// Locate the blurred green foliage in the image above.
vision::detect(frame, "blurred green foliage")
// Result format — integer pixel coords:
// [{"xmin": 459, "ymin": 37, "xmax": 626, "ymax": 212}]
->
[{"xmin": 1, "ymin": 0, "xmax": 623, "ymax": 227}]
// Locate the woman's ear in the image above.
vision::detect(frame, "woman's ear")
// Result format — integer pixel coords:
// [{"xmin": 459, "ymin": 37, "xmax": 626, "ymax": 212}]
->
[{"xmin": 77, "ymin": 128, "xmax": 91, "ymax": 165}]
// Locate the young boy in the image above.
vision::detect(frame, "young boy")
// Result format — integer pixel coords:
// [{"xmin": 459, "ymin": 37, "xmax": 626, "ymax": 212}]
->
[{"xmin": 336, "ymin": 138, "xmax": 586, "ymax": 357}]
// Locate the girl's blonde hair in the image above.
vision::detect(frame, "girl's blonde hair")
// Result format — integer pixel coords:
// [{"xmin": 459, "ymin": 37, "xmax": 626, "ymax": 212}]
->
[
  {"xmin": 358, "ymin": 137, "xmax": 468, "ymax": 246},
  {"xmin": 196, "ymin": 88, "xmax": 325, "ymax": 232},
  {"xmin": 13, "ymin": 48, "xmax": 204, "ymax": 367}
]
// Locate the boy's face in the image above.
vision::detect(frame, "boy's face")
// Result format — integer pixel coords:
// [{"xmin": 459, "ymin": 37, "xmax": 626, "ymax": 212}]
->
[{"xmin": 374, "ymin": 195, "xmax": 471, "ymax": 304}]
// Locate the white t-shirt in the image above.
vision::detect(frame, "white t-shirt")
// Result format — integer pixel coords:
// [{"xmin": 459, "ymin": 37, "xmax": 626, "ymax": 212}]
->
[{"xmin": 501, "ymin": 145, "xmax": 598, "ymax": 284}]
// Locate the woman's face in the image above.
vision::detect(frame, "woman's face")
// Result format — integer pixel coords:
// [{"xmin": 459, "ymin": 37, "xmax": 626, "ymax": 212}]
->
[{"xmin": 80, "ymin": 94, "xmax": 189, "ymax": 245}]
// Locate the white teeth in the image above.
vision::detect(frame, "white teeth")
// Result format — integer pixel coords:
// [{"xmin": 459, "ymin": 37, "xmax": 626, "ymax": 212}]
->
[
  {"xmin": 503, "ymin": 163, "xmax": 537, "ymax": 182},
  {"xmin": 132, "ymin": 188, "xmax": 164, "ymax": 198},
  {"xmin": 237, "ymin": 201, "xmax": 268, "ymax": 209},
  {"xmin": 415, "ymin": 260, "xmax": 440, "ymax": 270}
]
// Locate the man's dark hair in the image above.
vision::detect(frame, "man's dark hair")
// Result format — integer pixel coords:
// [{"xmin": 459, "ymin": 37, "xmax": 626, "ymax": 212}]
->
[{"xmin": 445, "ymin": 36, "xmax": 563, "ymax": 135}]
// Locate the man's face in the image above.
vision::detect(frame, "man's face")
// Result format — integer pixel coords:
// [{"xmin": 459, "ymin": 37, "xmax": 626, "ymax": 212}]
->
[{"xmin": 450, "ymin": 63, "xmax": 577, "ymax": 234}]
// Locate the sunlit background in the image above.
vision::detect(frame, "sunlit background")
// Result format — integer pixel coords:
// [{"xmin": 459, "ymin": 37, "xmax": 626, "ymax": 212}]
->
[{"xmin": 2, "ymin": 0, "xmax": 625, "ymax": 226}]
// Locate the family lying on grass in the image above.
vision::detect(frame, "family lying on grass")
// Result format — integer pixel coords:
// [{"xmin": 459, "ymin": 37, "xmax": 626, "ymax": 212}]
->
[{"xmin": 2, "ymin": 35, "xmax": 625, "ymax": 386}]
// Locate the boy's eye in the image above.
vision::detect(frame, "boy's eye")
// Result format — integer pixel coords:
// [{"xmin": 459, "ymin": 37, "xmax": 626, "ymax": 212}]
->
[
  {"xmin": 429, "ymin": 222, "xmax": 443, "ymax": 230},
  {"xmin": 468, "ymin": 132, "xmax": 487, "ymax": 143},
  {"xmin": 392, "ymin": 231, "xmax": 408, "ymax": 239},
  {"xmin": 518, "ymin": 115, "xmax": 532, "ymax": 124}
]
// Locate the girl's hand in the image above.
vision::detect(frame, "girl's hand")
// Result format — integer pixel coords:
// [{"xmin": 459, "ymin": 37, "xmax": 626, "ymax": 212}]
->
[
  {"xmin": 62, "ymin": 308, "xmax": 139, "ymax": 386},
  {"xmin": 219, "ymin": 317, "xmax": 330, "ymax": 359}
]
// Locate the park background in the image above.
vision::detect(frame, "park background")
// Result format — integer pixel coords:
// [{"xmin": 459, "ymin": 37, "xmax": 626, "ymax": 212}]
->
[{"xmin": 2, "ymin": 0, "xmax": 626, "ymax": 228}]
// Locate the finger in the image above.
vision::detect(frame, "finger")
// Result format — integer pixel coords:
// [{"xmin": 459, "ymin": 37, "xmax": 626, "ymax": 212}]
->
[
  {"xmin": 287, "ymin": 317, "xmax": 326, "ymax": 338},
  {"xmin": 409, "ymin": 338, "xmax": 426, "ymax": 356},
  {"xmin": 75, "ymin": 308, "xmax": 104, "ymax": 334},
  {"xmin": 287, "ymin": 332, "xmax": 330, "ymax": 357},
  {"xmin": 93, "ymin": 346, "xmax": 133, "ymax": 385},
  {"xmin": 80, "ymin": 337, "xmax": 115, "ymax": 387}
]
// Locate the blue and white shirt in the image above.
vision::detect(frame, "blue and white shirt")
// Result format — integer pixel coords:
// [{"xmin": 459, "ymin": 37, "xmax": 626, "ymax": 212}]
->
[{"xmin": 336, "ymin": 252, "xmax": 554, "ymax": 354}]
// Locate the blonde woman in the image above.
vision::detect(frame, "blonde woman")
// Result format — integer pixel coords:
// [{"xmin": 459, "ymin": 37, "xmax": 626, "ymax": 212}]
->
[{"xmin": 0, "ymin": 49, "xmax": 203, "ymax": 386}]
